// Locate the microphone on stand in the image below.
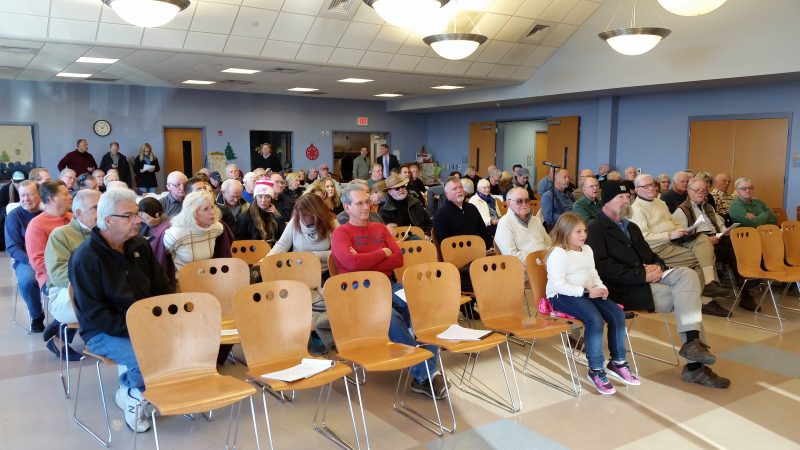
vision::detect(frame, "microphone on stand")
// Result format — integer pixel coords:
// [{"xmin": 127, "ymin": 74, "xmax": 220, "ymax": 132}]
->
[{"xmin": 542, "ymin": 161, "xmax": 561, "ymax": 168}]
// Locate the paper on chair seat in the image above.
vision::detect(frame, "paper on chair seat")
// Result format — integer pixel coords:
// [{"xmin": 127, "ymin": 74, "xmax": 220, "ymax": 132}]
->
[
  {"xmin": 436, "ymin": 324, "xmax": 493, "ymax": 341},
  {"xmin": 221, "ymin": 329, "xmax": 238, "ymax": 336},
  {"xmin": 716, "ymin": 223, "xmax": 740, "ymax": 238},
  {"xmin": 261, "ymin": 358, "xmax": 335, "ymax": 382},
  {"xmin": 394, "ymin": 288, "xmax": 407, "ymax": 303}
]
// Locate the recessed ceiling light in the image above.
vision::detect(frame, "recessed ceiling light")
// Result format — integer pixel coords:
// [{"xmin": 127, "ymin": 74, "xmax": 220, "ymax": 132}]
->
[
  {"xmin": 338, "ymin": 78, "xmax": 374, "ymax": 84},
  {"xmin": 221, "ymin": 68, "xmax": 260, "ymax": 74},
  {"xmin": 182, "ymin": 80, "xmax": 216, "ymax": 85},
  {"xmin": 374, "ymin": 93, "xmax": 403, "ymax": 97},
  {"xmin": 431, "ymin": 85, "xmax": 464, "ymax": 90},
  {"xmin": 56, "ymin": 72, "xmax": 92, "ymax": 78},
  {"xmin": 287, "ymin": 87, "xmax": 319, "ymax": 92},
  {"xmin": 76, "ymin": 57, "xmax": 119, "ymax": 64}
]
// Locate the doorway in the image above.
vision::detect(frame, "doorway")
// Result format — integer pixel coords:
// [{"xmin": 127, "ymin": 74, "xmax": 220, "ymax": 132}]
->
[
  {"xmin": 332, "ymin": 131, "xmax": 389, "ymax": 181},
  {"xmin": 250, "ymin": 130, "xmax": 292, "ymax": 171},
  {"xmin": 164, "ymin": 127, "xmax": 204, "ymax": 177}
]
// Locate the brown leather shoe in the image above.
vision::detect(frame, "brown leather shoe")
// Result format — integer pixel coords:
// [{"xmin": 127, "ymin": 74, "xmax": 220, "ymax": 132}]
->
[
  {"xmin": 701, "ymin": 300, "xmax": 731, "ymax": 317},
  {"xmin": 681, "ymin": 365, "xmax": 730, "ymax": 388},
  {"xmin": 679, "ymin": 339, "xmax": 716, "ymax": 365},
  {"xmin": 701, "ymin": 281, "xmax": 733, "ymax": 298}
]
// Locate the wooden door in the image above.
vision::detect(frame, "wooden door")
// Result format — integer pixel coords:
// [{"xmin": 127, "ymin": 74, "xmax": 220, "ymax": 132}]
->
[
  {"xmin": 469, "ymin": 121, "xmax": 496, "ymax": 176},
  {"xmin": 164, "ymin": 128, "xmax": 203, "ymax": 176},
  {"xmin": 688, "ymin": 120, "xmax": 736, "ymax": 176},
  {"xmin": 546, "ymin": 116, "xmax": 580, "ymax": 177},
  {"xmin": 533, "ymin": 132, "xmax": 548, "ymax": 182}
]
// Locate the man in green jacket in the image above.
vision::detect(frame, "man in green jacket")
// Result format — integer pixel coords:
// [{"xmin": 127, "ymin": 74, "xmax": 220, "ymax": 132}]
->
[
  {"xmin": 573, "ymin": 176, "xmax": 601, "ymax": 222},
  {"xmin": 728, "ymin": 178, "xmax": 777, "ymax": 227}
]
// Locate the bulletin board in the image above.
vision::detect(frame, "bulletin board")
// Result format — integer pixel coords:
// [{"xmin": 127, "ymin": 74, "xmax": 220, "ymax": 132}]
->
[{"xmin": 0, "ymin": 124, "xmax": 35, "ymax": 180}]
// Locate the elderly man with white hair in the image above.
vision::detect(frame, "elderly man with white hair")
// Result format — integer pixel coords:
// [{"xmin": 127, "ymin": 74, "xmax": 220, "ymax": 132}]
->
[
  {"xmin": 572, "ymin": 169, "xmax": 596, "ymax": 201},
  {"xmin": 660, "ymin": 171, "xmax": 691, "ymax": 213},
  {"xmin": 241, "ymin": 171, "xmax": 256, "ymax": 203},
  {"xmin": 225, "ymin": 163, "xmax": 240, "ymax": 181},
  {"xmin": 217, "ymin": 178, "xmax": 249, "ymax": 226},
  {"xmin": 158, "ymin": 171, "xmax": 187, "ymax": 218}
]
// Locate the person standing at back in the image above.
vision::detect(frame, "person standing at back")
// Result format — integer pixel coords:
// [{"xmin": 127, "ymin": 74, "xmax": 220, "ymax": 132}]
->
[
  {"xmin": 352, "ymin": 146, "xmax": 371, "ymax": 180},
  {"xmin": 58, "ymin": 138, "xmax": 97, "ymax": 176},
  {"xmin": 376, "ymin": 144, "xmax": 399, "ymax": 178},
  {"xmin": 100, "ymin": 142, "xmax": 133, "ymax": 186}
]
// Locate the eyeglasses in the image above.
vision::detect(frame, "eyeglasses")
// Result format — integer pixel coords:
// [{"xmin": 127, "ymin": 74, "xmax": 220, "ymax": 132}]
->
[
  {"xmin": 110, "ymin": 213, "xmax": 140, "ymax": 221},
  {"xmin": 689, "ymin": 187, "xmax": 708, "ymax": 195},
  {"xmin": 508, "ymin": 198, "xmax": 529, "ymax": 205},
  {"xmin": 737, "ymin": 186, "xmax": 754, "ymax": 191},
  {"xmin": 272, "ymin": 180, "xmax": 285, "ymax": 185},
  {"xmin": 167, "ymin": 183, "xmax": 184, "ymax": 189},
  {"xmin": 635, "ymin": 183, "xmax": 656, "ymax": 189}
]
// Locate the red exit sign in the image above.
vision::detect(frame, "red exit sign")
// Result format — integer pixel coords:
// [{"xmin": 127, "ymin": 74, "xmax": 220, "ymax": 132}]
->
[{"xmin": 356, "ymin": 116, "xmax": 368, "ymax": 126}]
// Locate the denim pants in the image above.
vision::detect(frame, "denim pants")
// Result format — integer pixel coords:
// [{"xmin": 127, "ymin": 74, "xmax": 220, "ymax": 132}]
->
[
  {"xmin": 14, "ymin": 262, "xmax": 43, "ymax": 320},
  {"xmin": 85, "ymin": 332, "xmax": 145, "ymax": 390},
  {"xmin": 550, "ymin": 294, "xmax": 627, "ymax": 370},
  {"xmin": 137, "ymin": 187, "xmax": 158, "ymax": 194},
  {"xmin": 390, "ymin": 282, "xmax": 438, "ymax": 383}
]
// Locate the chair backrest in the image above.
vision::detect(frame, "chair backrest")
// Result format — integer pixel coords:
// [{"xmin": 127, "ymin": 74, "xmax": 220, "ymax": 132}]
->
[
  {"xmin": 772, "ymin": 207, "xmax": 788, "ymax": 225},
  {"xmin": 394, "ymin": 226, "xmax": 425, "ymax": 241},
  {"xmin": 530, "ymin": 199, "xmax": 539, "ymax": 211},
  {"xmin": 6, "ymin": 202, "xmax": 19, "ymax": 214},
  {"xmin": 781, "ymin": 220, "xmax": 800, "ymax": 267},
  {"xmin": 757, "ymin": 224, "xmax": 789, "ymax": 271},
  {"xmin": 127, "ymin": 292, "xmax": 220, "ymax": 386},
  {"xmin": 232, "ymin": 280, "xmax": 313, "ymax": 367},
  {"xmin": 176, "ymin": 258, "xmax": 249, "ymax": 317},
  {"xmin": 470, "ymin": 255, "xmax": 525, "ymax": 319},
  {"xmin": 496, "ymin": 200, "xmax": 508, "ymax": 217},
  {"xmin": 323, "ymin": 271, "xmax": 392, "ymax": 352},
  {"xmin": 524, "ymin": 250, "xmax": 548, "ymax": 301},
  {"xmin": 730, "ymin": 227, "xmax": 764, "ymax": 277},
  {"xmin": 394, "ymin": 240, "xmax": 438, "ymax": 280},
  {"xmin": 440, "ymin": 235, "xmax": 486, "ymax": 269},
  {"xmin": 327, "ymin": 254, "xmax": 339, "ymax": 277},
  {"xmin": 260, "ymin": 252, "xmax": 322, "ymax": 293},
  {"xmin": 231, "ymin": 240, "xmax": 272, "ymax": 265},
  {"xmin": 403, "ymin": 262, "xmax": 461, "ymax": 334}
]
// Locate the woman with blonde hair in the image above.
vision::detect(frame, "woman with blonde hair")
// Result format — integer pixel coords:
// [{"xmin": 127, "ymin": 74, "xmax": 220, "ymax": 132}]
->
[
  {"xmin": 320, "ymin": 177, "xmax": 343, "ymax": 214},
  {"xmin": 132, "ymin": 143, "xmax": 160, "ymax": 194},
  {"xmin": 285, "ymin": 172, "xmax": 304, "ymax": 197},
  {"xmin": 163, "ymin": 190, "xmax": 223, "ymax": 271}
]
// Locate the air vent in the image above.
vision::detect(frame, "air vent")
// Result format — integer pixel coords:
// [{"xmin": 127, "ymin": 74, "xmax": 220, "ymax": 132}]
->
[
  {"xmin": 0, "ymin": 66, "xmax": 20, "ymax": 74},
  {"xmin": 220, "ymin": 79, "xmax": 253, "ymax": 85},
  {"xmin": 84, "ymin": 77, "xmax": 118, "ymax": 82},
  {"xmin": 300, "ymin": 91, "xmax": 326, "ymax": 95},
  {"xmin": 327, "ymin": 0, "xmax": 357, "ymax": 15},
  {"xmin": 0, "ymin": 45, "xmax": 39, "ymax": 54},
  {"xmin": 265, "ymin": 67, "xmax": 305, "ymax": 74},
  {"xmin": 522, "ymin": 23, "xmax": 552, "ymax": 42}
]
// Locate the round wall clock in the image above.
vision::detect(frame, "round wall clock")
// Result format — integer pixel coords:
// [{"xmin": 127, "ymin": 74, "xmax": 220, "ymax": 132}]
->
[{"xmin": 93, "ymin": 119, "xmax": 111, "ymax": 137}]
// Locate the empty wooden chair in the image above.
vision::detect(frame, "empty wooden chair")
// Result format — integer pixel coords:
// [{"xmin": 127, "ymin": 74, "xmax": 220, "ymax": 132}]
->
[
  {"xmin": 231, "ymin": 239, "xmax": 272, "ymax": 265},
  {"xmin": 781, "ymin": 220, "xmax": 800, "ymax": 267},
  {"xmin": 440, "ymin": 235, "xmax": 487, "ymax": 321},
  {"xmin": 772, "ymin": 207, "xmax": 788, "ymax": 226},
  {"xmin": 394, "ymin": 240, "xmax": 438, "ymax": 281}
]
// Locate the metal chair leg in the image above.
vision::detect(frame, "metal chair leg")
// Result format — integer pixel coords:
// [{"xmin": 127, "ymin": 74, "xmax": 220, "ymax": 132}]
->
[
  {"xmin": 728, "ymin": 279, "xmax": 790, "ymax": 333},
  {"xmin": 452, "ymin": 343, "xmax": 522, "ymax": 413},
  {"xmin": 11, "ymin": 284, "xmax": 32, "ymax": 334},
  {"xmin": 392, "ymin": 360, "xmax": 454, "ymax": 436},
  {"xmin": 311, "ymin": 377, "xmax": 362, "ymax": 449},
  {"xmin": 72, "ymin": 358, "xmax": 112, "ymax": 447},
  {"xmin": 627, "ymin": 313, "xmax": 680, "ymax": 366}
]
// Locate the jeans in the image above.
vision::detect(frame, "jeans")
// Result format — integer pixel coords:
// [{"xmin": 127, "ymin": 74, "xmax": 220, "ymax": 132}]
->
[
  {"xmin": 389, "ymin": 282, "xmax": 438, "ymax": 383},
  {"xmin": 86, "ymin": 332, "xmax": 145, "ymax": 390},
  {"xmin": 14, "ymin": 262, "xmax": 42, "ymax": 320},
  {"xmin": 550, "ymin": 294, "xmax": 627, "ymax": 370},
  {"xmin": 137, "ymin": 187, "xmax": 158, "ymax": 194}
]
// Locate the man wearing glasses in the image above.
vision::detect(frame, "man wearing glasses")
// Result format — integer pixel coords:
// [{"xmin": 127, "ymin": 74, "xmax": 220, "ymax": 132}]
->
[
  {"xmin": 379, "ymin": 173, "xmax": 432, "ymax": 236},
  {"xmin": 630, "ymin": 174, "xmax": 731, "ymax": 317},
  {"xmin": 728, "ymin": 178, "xmax": 777, "ymax": 227},
  {"xmin": 159, "ymin": 171, "xmax": 188, "ymax": 218},
  {"xmin": 572, "ymin": 175, "xmax": 601, "ymax": 222},
  {"xmin": 495, "ymin": 187, "xmax": 551, "ymax": 268},
  {"xmin": 270, "ymin": 172, "xmax": 296, "ymax": 224}
]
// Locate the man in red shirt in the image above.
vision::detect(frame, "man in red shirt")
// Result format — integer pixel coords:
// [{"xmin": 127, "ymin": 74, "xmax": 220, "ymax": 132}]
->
[{"xmin": 58, "ymin": 138, "xmax": 98, "ymax": 176}]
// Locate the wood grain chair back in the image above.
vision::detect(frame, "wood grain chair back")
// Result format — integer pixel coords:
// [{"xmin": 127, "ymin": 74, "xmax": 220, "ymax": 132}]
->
[
  {"xmin": 260, "ymin": 252, "xmax": 322, "ymax": 292},
  {"xmin": 757, "ymin": 224, "xmax": 793, "ymax": 272},
  {"xmin": 496, "ymin": 200, "xmax": 508, "ymax": 217},
  {"xmin": 469, "ymin": 255, "xmax": 525, "ymax": 320},
  {"xmin": 394, "ymin": 240, "xmax": 438, "ymax": 281},
  {"xmin": 394, "ymin": 226, "xmax": 425, "ymax": 241},
  {"xmin": 781, "ymin": 220, "xmax": 800, "ymax": 266},
  {"xmin": 327, "ymin": 254, "xmax": 339, "ymax": 277},
  {"xmin": 772, "ymin": 207, "xmax": 788, "ymax": 226},
  {"xmin": 524, "ymin": 250, "xmax": 548, "ymax": 301},
  {"xmin": 233, "ymin": 280, "xmax": 312, "ymax": 368},
  {"xmin": 440, "ymin": 235, "xmax": 486, "ymax": 269},
  {"xmin": 403, "ymin": 262, "xmax": 460, "ymax": 334},
  {"xmin": 323, "ymin": 271, "xmax": 392, "ymax": 352},
  {"xmin": 126, "ymin": 292, "xmax": 220, "ymax": 386},
  {"xmin": 730, "ymin": 227, "xmax": 764, "ymax": 278},
  {"xmin": 231, "ymin": 239, "xmax": 272, "ymax": 265},
  {"xmin": 530, "ymin": 199, "xmax": 539, "ymax": 211},
  {"xmin": 177, "ymin": 258, "xmax": 249, "ymax": 318}
]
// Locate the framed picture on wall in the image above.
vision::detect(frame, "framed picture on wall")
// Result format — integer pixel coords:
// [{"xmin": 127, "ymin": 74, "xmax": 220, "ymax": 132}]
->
[{"xmin": 0, "ymin": 124, "xmax": 35, "ymax": 180}]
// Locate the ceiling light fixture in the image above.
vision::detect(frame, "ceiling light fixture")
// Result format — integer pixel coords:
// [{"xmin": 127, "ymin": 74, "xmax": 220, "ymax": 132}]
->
[
  {"xmin": 338, "ymin": 78, "xmax": 374, "ymax": 83},
  {"xmin": 182, "ymin": 80, "xmax": 216, "ymax": 85},
  {"xmin": 101, "ymin": 0, "xmax": 190, "ymax": 28},
  {"xmin": 287, "ymin": 87, "xmax": 319, "ymax": 92},
  {"xmin": 598, "ymin": 0, "xmax": 671, "ymax": 56},
  {"xmin": 57, "ymin": 72, "xmax": 92, "ymax": 78},
  {"xmin": 374, "ymin": 93, "xmax": 403, "ymax": 97},
  {"xmin": 431, "ymin": 85, "xmax": 464, "ymax": 90},
  {"xmin": 221, "ymin": 68, "xmax": 260, "ymax": 74},
  {"xmin": 657, "ymin": 0, "xmax": 726, "ymax": 16},
  {"xmin": 76, "ymin": 57, "xmax": 119, "ymax": 64},
  {"xmin": 363, "ymin": 0, "xmax": 449, "ymax": 29},
  {"xmin": 423, "ymin": 0, "xmax": 487, "ymax": 60}
]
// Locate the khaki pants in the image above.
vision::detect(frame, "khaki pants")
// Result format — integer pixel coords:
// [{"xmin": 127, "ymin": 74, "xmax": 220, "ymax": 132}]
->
[
  {"xmin": 653, "ymin": 234, "xmax": 717, "ymax": 286},
  {"xmin": 650, "ymin": 267, "xmax": 703, "ymax": 340}
]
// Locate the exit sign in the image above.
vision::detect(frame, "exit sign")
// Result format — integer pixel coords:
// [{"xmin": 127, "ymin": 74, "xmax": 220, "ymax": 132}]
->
[{"xmin": 356, "ymin": 116, "xmax": 368, "ymax": 126}]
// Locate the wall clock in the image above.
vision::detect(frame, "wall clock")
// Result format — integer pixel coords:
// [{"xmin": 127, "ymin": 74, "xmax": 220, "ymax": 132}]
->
[{"xmin": 93, "ymin": 119, "xmax": 111, "ymax": 137}]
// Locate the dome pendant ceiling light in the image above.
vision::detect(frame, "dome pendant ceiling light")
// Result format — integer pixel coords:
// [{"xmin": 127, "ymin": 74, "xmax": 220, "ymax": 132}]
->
[
  {"xmin": 657, "ymin": 0, "xmax": 727, "ymax": 16},
  {"xmin": 363, "ymin": 0, "xmax": 450, "ymax": 29},
  {"xmin": 598, "ymin": 0, "xmax": 671, "ymax": 56},
  {"xmin": 102, "ymin": 0, "xmax": 190, "ymax": 28},
  {"xmin": 423, "ymin": 1, "xmax": 487, "ymax": 60}
]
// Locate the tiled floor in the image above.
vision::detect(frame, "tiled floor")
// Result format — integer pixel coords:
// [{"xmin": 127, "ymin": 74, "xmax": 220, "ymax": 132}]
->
[{"xmin": 2, "ymin": 251, "xmax": 799, "ymax": 450}]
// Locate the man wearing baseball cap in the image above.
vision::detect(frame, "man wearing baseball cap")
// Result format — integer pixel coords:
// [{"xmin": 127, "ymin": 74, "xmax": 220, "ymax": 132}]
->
[
  {"xmin": 586, "ymin": 180, "xmax": 730, "ymax": 389},
  {"xmin": 503, "ymin": 166, "xmax": 535, "ymax": 200}
]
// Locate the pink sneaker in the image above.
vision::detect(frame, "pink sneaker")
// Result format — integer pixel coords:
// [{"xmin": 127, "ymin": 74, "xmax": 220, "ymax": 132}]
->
[
  {"xmin": 606, "ymin": 361, "xmax": 641, "ymax": 386},
  {"xmin": 587, "ymin": 369, "xmax": 616, "ymax": 395}
]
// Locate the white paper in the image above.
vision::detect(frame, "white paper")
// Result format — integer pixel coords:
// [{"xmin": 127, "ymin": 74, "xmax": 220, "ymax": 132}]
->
[
  {"xmin": 142, "ymin": 164, "xmax": 156, "ymax": 171},
  {"xmin": 491, "ymin": 195, "xmax": 504, "ymax": 202},
  {"xmin": 661, "ymin": 268, "xmax": 675, "ymax": 280},
  {"xmin": 715, "ymin": 222, "xmax": 741, "ymax": 238},
  {"xmin": 261, "ymin": 358, "xmax": 334, "ymax": 382},
  {"xmin": 436, "ymin": 324, "xmax": 494, "ymax": 341},
  {"xmin": 394, "ymin": 288, "xmax": 407, "ymax": 303},
  {"xmin": 221, "ymin": 329, "xmax": 238, "ymax": 336},
  {"xmin": 686, "ymin": 215, "xmax": 705, "ymax": 233}
]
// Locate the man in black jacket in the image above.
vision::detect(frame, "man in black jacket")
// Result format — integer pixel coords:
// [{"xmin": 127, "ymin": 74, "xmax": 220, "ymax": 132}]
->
[
  {"xmin": 586, "ymin": 181, "xmax": 730, "ymax": 389},
  {"xmin": 252, "ymin": 143, "xmax": 282, "ymax": 173},
  {"xmin": 70, "ymin": 188, "xmax": 173, "ymax": 433},
  {"xmin": 380, "ymin": 174, "xmax": 432, "ymax": 235},
  {"xmin": 99, "ymin": 142, "xmax": 132, "ymax": 186}
]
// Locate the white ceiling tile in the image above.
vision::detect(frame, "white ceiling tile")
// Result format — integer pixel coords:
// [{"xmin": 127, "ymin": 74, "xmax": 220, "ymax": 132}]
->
[
  {"xmin": 203, "ymin": 0, "xmax": 243, "ymax": 5},
  {"xmin": 358, "ymin": 51, "xmax": 393, "ymax": 69},
  {"xmin": 269, "ymin": 12, "xmax": 314, "ymax": 42},
  {"xmin": 474, "ymin": 13, "xmax": 510, "ymax": 39},
  {"xmin": 397, "ymin": 37, "xmax": 430, "ymax": 56},
  {"xmin": 99, "ymin": 4, "xmax": 127, "ymax": 25},
  {"xmin": 141, "ymin": 28, "xmax": 188, "ymax": 50},
  {"xmin": 512, "ymin": 65, "xmax": 537, "ymax": 79},
  {"xmin": 231, "ymin": 7, "xmax": 279, "ymax": 38},
  {"xmin": 466, "ymin": 62, "xmax": 494, "ymax": 77},
  {"xmin": 295, "ymin": 44, "xmax": 334, "ymax": 63},
  {"xmin": 539, "ymin": 0, "xmax": 579, "ymax": 22},
  {"xmin": 224, "ymin": 36, "xmax": 267, "ymax": 56},
  {"xmin": 183, "ymin": 32, "xmax": 228, "ymax": 53},
  {"xmin": 243, "ymin": 0, "xmax": 285, "ymax": 9},
  {"xmin": 338, "ymin": 22, "xmax": 381, "ymax": 50},
  {"xmin": 516, "ymin": 0, "xmax": 553, "ymax": 19},
  {"xmin": 0, "ymin": 51, "xmax": 35, "ymax": 68},
  {"xmin": 368, "ymin": 26, "xmax": 409, "ymax": 53},
  {"xmin": 0, "ymin": 39, "xmax": 44, "ymax": 49},
  {"xmin": 51, "ymin": 0, "xmax": 102, "ymax": 21},
  {"xmin": 93, "ymin": 64, "xmax": 139, "ymax": 78},
  {"xmin": 414, "ymin": 56, "xmax": 447, "ymax": 73},
  {"xmin": 541, "ymin": 23, "xmax": 576, "ymax": 46},
  {"xmin": 0, "ymin": 0, "xmax": 50, "ymax": 16},
  {"xmin": 522, "ymin": 44, "xmax": 555, "ymax": 66},
  {"xmin": 16, "ymin": 68, "xmax": 58, "ymax": 81},
  {"xmin": 387, "ymin": 54, "xmax": 422, "ymax": 71},
  {"xmin": 83, "ymin": 47, "xmax": 136, "ymax": 59},
  {"xmin": 494, "ymin": 16, "xmax": 535, "ymax": 41},
  {"xmin": 190, "ymin": 2, "xmax": 239, "ymax": 34},
  {"xmin": 121, "ymin": 50, "xmax": 177, "ymax": 69},
  {"xmin": 281, "ymin": 0, "xmax": 325, "ymax": 15},
  {"xmin": 327, "ymin": 47, "xmax": 365, "ymax": 65},
  {"xmin": 0, "ymin": 12, "xmax": 49, "ymax": 39},
  {"xmin": 158, "ymin": 2, "xmax": 198, "ymax": 30},
  {"xmin": 439, "ymin": 60, "xmax": 471, "ymax": 75},
  {"xmin": 474, "ymin": 40, "xmax": 514, "ymax": 63},
  {"xmin": 261, "ymin": 39, "xmax": 300, "ymax": 59},
  {"xmin": 48, "ymin": 18, "xmax": 98, "ymax": 42},
  {"xmin": 500, "ymin": 43, "xmax": 536, "ymax": 64},
  {"xmin": 562, "ymin": 0, "xmax": 600, "ymax": 26},
  {"xmin": 305, "ymin": 18, "xmax": 349, "ymax": 46},
  {"xmin": 352, "ymin": 2, "xmax": 385, "ymax": 24},
  {"xmin": 26, "ymin": 43, "xmax": 89, "ymax": 71},
  {"xmin": 489, "ymin": 0, "xmax": 527, "ymax": 15},
  {"xmin": 488, "ymin": 64, "xmax": 517, "ymax": 79},
  {"xmin": 96, "ymin": 23, "xmax": 143, "ymax": 46}
]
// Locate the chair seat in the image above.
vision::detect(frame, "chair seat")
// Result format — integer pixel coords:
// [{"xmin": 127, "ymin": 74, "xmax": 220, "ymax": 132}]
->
[
  {"xmin": 247, "ymin": 359, "xmax": 352, "ymax": 392},
  {"xmin": 740, "ymin": 269, "xmax": 800, "ymax": 283},
  {"xmin": 481, "ymin": 314, "xmax": 571, "ymax": 339},
  {"xmin": 144, "ymin": 374, "xmax": 257, "ymax": 415},
  {"xmin": 82, "ymin": 348, "xmax": 116, "ymax": 366},
  {"xmin": 460, "ymin": 295, "xmax": 472, "ymax": 305},
  {"xmin": 337, "ymin": 343, "xmax": 433, "ymax": 372},
  {"xmin": 221, "ymin": 317, "xmax": 241, "ymax": 345},
  {"xmin": 415, "ymin": 327, "xmax": 507, "ymax": 353}
]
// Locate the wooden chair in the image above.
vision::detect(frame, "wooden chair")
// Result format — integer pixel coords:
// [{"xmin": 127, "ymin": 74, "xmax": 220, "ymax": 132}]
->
[
  {"xmin": 233, "ymin": 280, "xmax": 360, "ymax": 450},
  {"xmin": 231, "ymin": 239, "xmax": 272, "ymax": 265},
  {"xmin": 127, "ymin": 293, "xmax": 261, "ymax": 450},
  {"xmin": 404, "ymin": 262, "xmax": 520, "ymax": 414},
  {"xmin": 758, "ymin": 224, "xmax": 800, "ymax": 311},
  {"xmin": 260, "ymin": 252, "xmax": 322, "ymax": 291},
  {"xmin": 470, "ymin": 255, "xmax": 581, "ymax": 396},
  {"xmin": 781, "ymin": 220, "xmax": 800, "ymax": 267},
  {"xmin": 323, "ymin": 271, "xmax": 447, "ymax": 439},
  {"xmin": 394, "ymin": 226, "xmax": 425, "ymax": 241},
  {"xmin": 440, "ymin": 235, "xmax": 487, "ymax": 321},
  {"xmin": 327, "ymin": 254, "xmax": 339, "ymax": 277},
  {"xmin": 772, "ymin": 207, "xmax": 788, "ymax": 225},
  {"xmin": 394, "ymin": 240, "xmax": 438, "ymax": 281},
  {"xmin": 496, "ymin": 200, "xmax": 508, "ymax": 217}
]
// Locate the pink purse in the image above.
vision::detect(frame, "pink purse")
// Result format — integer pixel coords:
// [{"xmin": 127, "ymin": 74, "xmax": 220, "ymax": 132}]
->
[{"xmin": 537, "ymin": 297, "xmax": 575, "ymax": 319}]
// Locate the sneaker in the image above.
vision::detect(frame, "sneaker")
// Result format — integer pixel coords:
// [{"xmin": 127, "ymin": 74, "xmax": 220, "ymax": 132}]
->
[
  {"xmin": 605, "ymin": 361, "xmax": 641, "ymax": 386},
  {"xmin": 410, "ymin": 374, "xmax": 448, "ymax": 400},
  {"xmin": 45, "ymin": 339, "xmax": 82, "ymax": 361},
  {"xmin": 678, "ymin": 339, "xmax": 716, "ymax": 365},
  {"xmin": 30, "ymin": 315, "xmax": 45, "ymax": 333},
  {"xmin": 701, "ymin": 300, "xmax": 731, "ymax": 317},
  {"xmin": 587, "ymin": 369, "xmax": 616, "ymax": 395},
  {"xmin": 42, "ymin": 320, "xmax": 61, "ymax": 342},
  {"xmin": 681, "ymin": 365, "xmax": 731, "ymax": 389},
  {"xmin": 701, "ymin": 281, "xmax": 732, "ymax": 298},
  {"xmin": 115, "ymin": 387, "xmax": 150, "ymax": 433}
]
